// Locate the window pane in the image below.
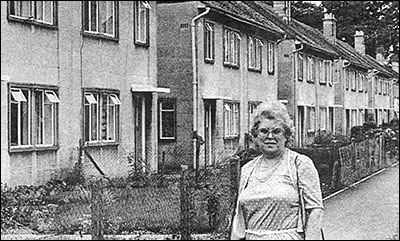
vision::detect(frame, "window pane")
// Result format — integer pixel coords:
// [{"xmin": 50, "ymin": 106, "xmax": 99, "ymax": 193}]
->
[
  {"xmin": 99, "ymin": 1, "xmax": 113, "ymax": 35},
  {"xmin": 21, "ymin": 89, "xmax": 30, "ymax": 145},
  {"xmin": 162, "ymin": 101, "xmax": 174, "ymax": 110},
  {"xmin": 101, "ymin": 94, "xmax": 108, "ymax": 140},
  {"xmin": 90, "ymin": 102, "xmax": 98, "ymax": 141},
  {"xmin": 11, "ymin": 102, "xmax": 19, "ymax": 146},
  {"xmin": 12, "ymin": 1, "xmax": 32, "ymax": 18},
  {"xmin": 35, "ymin": 1, "xmax": 43, "ymax": 21},
  {"xmin": 161, "ymin": 112, "xmax": 174, "ymax": 138},
  {"xmin": 43, "ymin": 101, "xmax": 53, "ymax": 145},
  {"xmin": 36, "ymin": 91, "xmax": 44, "ymax": 144},
  {"xmin": 44, "ymin": 1, "xmax": 52, "ymax": 24},
  {"xmin": 90, "ymin": 1, "xmax": 97, "ymax": 32},
  {"xmin": 85, "ymin": 104, "xmax": 90, "ymax": 141},
  {"xmin": 108, "ymin": 104, "xmax": 115, "ymax": 140}
]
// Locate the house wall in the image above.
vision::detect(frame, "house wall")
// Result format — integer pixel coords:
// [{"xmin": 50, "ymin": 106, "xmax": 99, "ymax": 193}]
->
[
  {"xmin": 157, "ymin": 2, "xmax": 281, "ymax": 167},
  {"xmin": 1, "ymin": 1, "xmax": 158, "ymax": 187},
  {"xmin": 157, "ymin": 2, "xmax": 198, "ymax": 169}
]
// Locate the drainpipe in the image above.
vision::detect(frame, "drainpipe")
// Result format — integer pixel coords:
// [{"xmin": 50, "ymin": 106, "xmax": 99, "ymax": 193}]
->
[
  {"xmin": 191, "ymin": 7, "xmax": 210, "ymax": 170},
  {"xmin": 291, "ymin": 41, "xmax": 303, "ymax": 146}
]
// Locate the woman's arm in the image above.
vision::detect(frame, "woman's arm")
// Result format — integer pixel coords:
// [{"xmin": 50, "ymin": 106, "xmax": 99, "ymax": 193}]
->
[{"xmin": 305, "ymin": 208, "xmax": 324, "ymax": 240}]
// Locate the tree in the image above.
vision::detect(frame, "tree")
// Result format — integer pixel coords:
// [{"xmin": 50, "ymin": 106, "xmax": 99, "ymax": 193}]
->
[
  {"xmin": 291, "ymin": 1, "xmax": 325, "ymax": 30},
  {"xmin": 292, "ymin": 1, "xmax": 399, "ymax": 59},
  {"xmin": 321, "ymin": 1, "xmax": 399, "ymax": 58}
]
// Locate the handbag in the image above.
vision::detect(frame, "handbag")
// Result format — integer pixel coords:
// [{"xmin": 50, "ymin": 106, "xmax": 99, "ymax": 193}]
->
[{"xmin": 295, "ymin": 156, "xmax": 325, "ymax": 240}]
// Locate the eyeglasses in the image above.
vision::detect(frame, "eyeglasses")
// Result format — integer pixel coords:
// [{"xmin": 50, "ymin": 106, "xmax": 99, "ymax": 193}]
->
[{"xmin": 257, "ymin": 128, "xmax": 285, "ymax": 137}]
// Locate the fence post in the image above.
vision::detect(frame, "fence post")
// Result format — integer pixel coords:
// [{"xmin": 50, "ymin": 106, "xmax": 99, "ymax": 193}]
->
[
  {"xmin": 91, "ymin": 178, "xmax": 105, "ymax": 240},
  {"xmin": 180, "ymin": 165, "xmax": 191, "ymax": 240}
]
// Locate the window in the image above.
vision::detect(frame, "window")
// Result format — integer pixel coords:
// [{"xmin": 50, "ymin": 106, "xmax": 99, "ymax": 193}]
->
[
  {"xmin": 223, "ymin": 28, "xmax": 240, "ymax": 67},
  {"xmin": 307, "ymin": 106, "xmax": 316, "ymax": 132},
  {"xmin": 298, "ymin": 54, "xmax": 304, "ymax": 81},
  {"xmin": 307, "ymin": 57, "xmax": 314, "ymax": 82},
  {"xmin": 84, "ymin": 90, "xmax": 120, "ymax": 143},
  {"xmin": 83, "ymin": 1, "xmax": 117, "ymax": 38},
  {"xmin": 268, "ymin": 42, "xmax": 275, "ymax": 74},
  {"xmin": 204, "ymin": 21, "xmax": 215, "ymax": 63},
  {"xmin": 379, "ymin": 79, "xmax": 383, "ymax": 94},
  {"xmin": 351, "ymin": 70, "xmax": 356, "ymax": 91},
  {"xmin": 315, "ymin": 59, "xmax": 321, "ymax": 83},
  {"xmin": 35, "ymin": 90, "xmax": 59, "ymax": 146},
  {"xmin": 319, "ymin": 107, "xmax": 327, "ymax": 130},
  {"xmin": 8, "ymin": 1, "xmax": 56, "ymax": 25},
  {"xmin": 224, "ymin": 102, "xmax": 240, "ymax": 137},
  {"xmin": 323, "ymin": 60, "xmax": 332, "ymax": 85},
  {"xmin": 345, "ymin": 68, "xmax": 350, "ymax": 90},
  {"xmin": 10, "ymin": 86, "xmax": 59, "ymax": 149},
  {"xmin": 362, "ymin": 74, "xmax": 367, "ymax": 93},
  {"xmin": 383, "ymin": 81, "xmax": 387, "ymax": 95},
  {"xmin": 248, "ymin": 102, "xmax": 259, "ymax": 132},
  {"xmin": 358, "ymin": 73, "xmax": 363, "ymax": 92},
  {"xmin": 159, "ymin": 99, "xmax": 176, "ymax": 140},
  {"xmin": 134, "ymin": 1, "xmax": 150, "ymax": 45},
  {"xmin": 248, "ymin": 36, "xmax": 262, "ymax": 71}
]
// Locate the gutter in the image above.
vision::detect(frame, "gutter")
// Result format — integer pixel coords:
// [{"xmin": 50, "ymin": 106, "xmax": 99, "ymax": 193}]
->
[{"xmin": 191, "ymin": 6, "xmax": 210, "ymax": 170}]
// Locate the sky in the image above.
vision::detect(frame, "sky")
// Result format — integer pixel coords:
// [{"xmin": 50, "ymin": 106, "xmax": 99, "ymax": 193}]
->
[{"xmin": 305, "ymin": 1, "xmax": 322, "ymax": 6}]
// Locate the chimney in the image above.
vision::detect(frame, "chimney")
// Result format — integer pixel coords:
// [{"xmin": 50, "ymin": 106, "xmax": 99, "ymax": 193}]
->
[
  {"xmin": 376, "ymin": 46, "xmax": 386, "ymax": 65},
  {"xmin": 354, "ymin": 31, "xmax": 366, "ymax": 55},
  {"xmin": 323, "ymin": 13, "xmax": 336, "ymax": 44},
  {"xmin": 273, "ymin": 1, "xmax": 291, "ymax": 23}
]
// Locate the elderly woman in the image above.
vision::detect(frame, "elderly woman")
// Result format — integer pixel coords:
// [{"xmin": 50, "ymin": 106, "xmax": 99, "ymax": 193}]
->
[{"xmin": 231, "ymin": 101, "xmax": 324, "ymax": 240}]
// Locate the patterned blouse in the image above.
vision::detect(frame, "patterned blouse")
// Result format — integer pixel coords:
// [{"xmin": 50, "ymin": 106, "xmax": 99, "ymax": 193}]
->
[{"xmin": 230, "ymin": 148, "xmax": 324, "ymax": 240}]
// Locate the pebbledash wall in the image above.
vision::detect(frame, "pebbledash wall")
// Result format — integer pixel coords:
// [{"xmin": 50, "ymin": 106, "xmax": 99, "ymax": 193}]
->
[{"xmin": 1, "ymin": 1, "xmax": 160, "ymax": 187}]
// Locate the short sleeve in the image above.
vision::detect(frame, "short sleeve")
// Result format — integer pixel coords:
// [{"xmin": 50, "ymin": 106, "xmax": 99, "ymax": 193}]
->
[{"xmin": 297, "ymin": 155, "xmax": 324, "ymax": 210}]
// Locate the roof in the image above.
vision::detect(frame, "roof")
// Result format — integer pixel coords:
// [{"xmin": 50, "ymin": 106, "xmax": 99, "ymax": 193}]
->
[
  {"xmin": 244, "ymin": 1, "xmax": 338, "ymax": 58},
  {"xmin": 199, "ymin": 1, "xmax": 285, "ymax": 36}
]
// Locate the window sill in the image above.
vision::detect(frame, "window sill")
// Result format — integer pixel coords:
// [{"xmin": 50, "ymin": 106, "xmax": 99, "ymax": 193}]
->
[
  {"xmin": 205, "ymin": 59, "xmax": 215, "ymax": 64},
  {"xmin": 268, "ymin": 71, "xmax": 275, "ymax": 75},
  {"xmin": 307, "ymin": 80, "xmax": 315, "ymax": 84},
  {"xmin": 320, "ymin": 82, "xmax": 327, "ymax": 85},
  {"xmin": 134, "ymin": 41, "xmax": 150, "ymax": 48},
  {"xmin": 83, "ymin": 32, "xmax": 119, "ymax": 42},
  {"xmin": 223, "ymin": 63, "xmax": 240, "ymax": 69},
  {"xmin": 224, "ymin": 135, "xmax": 239, "ymax": 140},
  {"xmin": 248, "ymin": 68, "xmax": 262, "ymax": 73},
  {"xmin": 84, "ymin": 141, "xmax": 120, "ymax": 148},
  {"xmin": 7, "ymin": 16, "xmax": 57, "ymax": 30},
  {"xmin": 9, "ymin": 145, "xmax": 59, "ymax": 153}
]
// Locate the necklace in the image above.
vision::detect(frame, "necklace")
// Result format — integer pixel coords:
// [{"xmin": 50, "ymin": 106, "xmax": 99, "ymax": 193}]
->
[{"xmin": 254, "ymin": 150, "xmax": 285, "ymax": 183}]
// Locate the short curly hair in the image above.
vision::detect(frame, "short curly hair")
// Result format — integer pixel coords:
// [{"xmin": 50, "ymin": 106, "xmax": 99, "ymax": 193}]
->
[{"xmin": 250, "ymin": 100, "xmax": 294, "ymax": 141}]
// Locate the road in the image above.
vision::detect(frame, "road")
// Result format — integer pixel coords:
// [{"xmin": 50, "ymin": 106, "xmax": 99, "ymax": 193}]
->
[{"xmin": 323, "ymin": 163, "xmax": 399, "ymax": 240}]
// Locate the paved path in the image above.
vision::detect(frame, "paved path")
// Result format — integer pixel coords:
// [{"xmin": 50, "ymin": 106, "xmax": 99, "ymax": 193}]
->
[{"xmin": 323, "ymin": 163, "xmax": 399, "ymax": 240}]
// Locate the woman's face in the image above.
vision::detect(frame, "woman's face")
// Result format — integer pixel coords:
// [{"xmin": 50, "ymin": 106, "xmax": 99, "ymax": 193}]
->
[{"xmin": 255, "ymin": 118, "xmax": 287, "ymax": 157}]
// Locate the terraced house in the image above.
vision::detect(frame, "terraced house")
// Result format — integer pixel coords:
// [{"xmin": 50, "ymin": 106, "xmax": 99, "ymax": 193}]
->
[
  {"xmin": 157, "ymin": 1, "xmax": 286, "ymax": 170},
  {"xmin": 321, "ymin": 15, "xmax": 399, "ymax": 135},
  {"xmin": 246, "ymin": 1, "xmax": 340, "ymax": 147},
  {"xmin": 1, "ymin": 1, "xmax": 166, "ymax": 187}
]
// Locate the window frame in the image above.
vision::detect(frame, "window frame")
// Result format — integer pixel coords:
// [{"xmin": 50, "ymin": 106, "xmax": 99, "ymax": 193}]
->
[
  {"xmin": 82, "ymin": 1, "xmax": 119, "ymax": 40},
  {"xmin": 204, "ymin": 21, "xmax": 215, "ymax": 64},
  {"xmin": 267, "ymin": 41, "xmax": 275, "ymax": 74},
  {"xmin": 224, "ymin": 101, "xmax": 240, "ymax": 138},
  {"xmin": 158, "ymin": 98, "xmax": 177, "ymax": 141},
  {"xmin": 84, "ymin": 89, "xmax": 121, "ymax": 146},
  {"xmin": 7, "ymin": 1, "xmax": 58, "ymax": 28},
  {"xmin": 297, "ymin": 53, "xmax": 304, "ymax": 81},
  {"xmin": 134, "ymin": 1, "xmax": 150, "ymax": 47},
  {"xmin": 247, "ymin": 35, "xmax": 262, "ymax": 72},
  {"xmin": 223, "ymin": 27, "xmax": 240, "ymax": 68},
  {"xmin": 9, "ymin": 84, "xmax": 60, "ymax": 152}
]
